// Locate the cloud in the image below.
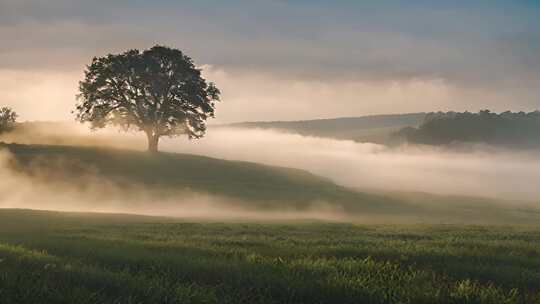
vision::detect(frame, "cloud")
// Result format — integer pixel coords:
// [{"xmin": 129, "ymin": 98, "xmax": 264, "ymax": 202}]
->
[
  {"xmin": 204, "ymin": 66, "xmax": 538, "ymax": 123},
  {"xmin": 1, "ymin": 65, "xmax": 537, "ymax": 123},
  {"xmin": 2, "ymin": 0, "xmax": 540, "ymax": 82},
  {"xmin": 0, "ymin": 69, "xmax": 79, "ymax": 121},
  {"xmin": 0, "ymin": 0, "xmax": 539, "ymax": 121}
]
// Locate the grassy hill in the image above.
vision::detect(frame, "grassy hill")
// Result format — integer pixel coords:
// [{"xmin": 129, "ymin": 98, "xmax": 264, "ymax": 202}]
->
[
  {"xmin": 224, "ymin": 113, "xmax": 426, "ymax": 144},
  {"xmin": 1, "ymin": 142, "xmax": 539, "ymax": 223},
  {"xmin": 0, "ymin": 142, "xmax": 403, "ymax": 214}
]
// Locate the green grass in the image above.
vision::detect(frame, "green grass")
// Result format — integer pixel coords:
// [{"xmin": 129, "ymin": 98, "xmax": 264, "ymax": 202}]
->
[{"xmin": 0, "ymin": 209, "xmax": 539, "ymax": 303}]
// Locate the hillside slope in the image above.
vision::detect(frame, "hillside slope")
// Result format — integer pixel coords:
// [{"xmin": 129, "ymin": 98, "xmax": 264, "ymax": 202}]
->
[
  {"xmin": 0, "ymin": 143, "xmax": 404, "ymax": 214},
  {"xmin": 225, "ymin": 113, "xmax": 426, "ymax": 144},
  {"xmin": 1, "ymin": 143, "xmax": 539, "ymax": 224}
]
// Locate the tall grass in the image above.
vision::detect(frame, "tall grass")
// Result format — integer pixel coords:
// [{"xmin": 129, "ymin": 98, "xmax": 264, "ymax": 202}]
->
[{"xmin": 0, "ymin": 209, "xmax": 538, "ymax": 303}]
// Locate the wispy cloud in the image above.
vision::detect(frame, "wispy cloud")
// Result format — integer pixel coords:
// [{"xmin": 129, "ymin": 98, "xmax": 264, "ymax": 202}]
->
[{"xmin": 1, "ymin": 0, "xmax": 539, "ymax": 121}]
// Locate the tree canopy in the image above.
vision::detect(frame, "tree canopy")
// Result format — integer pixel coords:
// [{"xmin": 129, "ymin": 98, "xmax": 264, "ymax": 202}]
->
[
  {"xmin": 0, "ymin": 107, "xmax": 17, "ymax": 134},
  {"xmin": 397, "ymin": 110, "xmax": 540, "ymax": 147},
  {"xmin": 75, "ymin": 45, "xmax": 221, "ymax": 152}
]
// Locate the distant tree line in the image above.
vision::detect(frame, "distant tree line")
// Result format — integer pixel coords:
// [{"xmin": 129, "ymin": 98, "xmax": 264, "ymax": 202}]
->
[{"xmin": 395, "ymin": 110, "xmax": 540, "ymax": 147}]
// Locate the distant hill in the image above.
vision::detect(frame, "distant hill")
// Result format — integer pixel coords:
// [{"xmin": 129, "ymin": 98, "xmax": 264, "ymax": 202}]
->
[
  {"xmin": 1, "ymin": 143, "xmax": 539, "ymax": 224},
  {"xmin": 397, "ymin": 110, "xmax": 540, "ymax": 148},
  {"xmin": 1, "ymin": 114, "xmax": 426, "ymax": 147},
  {"xmin": 223, "ymin": 113, "xmax": 426, "ymax": 144}
]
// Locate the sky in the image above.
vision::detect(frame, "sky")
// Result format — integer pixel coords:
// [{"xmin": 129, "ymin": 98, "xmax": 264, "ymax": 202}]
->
[{"xmin": 1, "ymin": 0, "xmax": 539, "ymax": 123}]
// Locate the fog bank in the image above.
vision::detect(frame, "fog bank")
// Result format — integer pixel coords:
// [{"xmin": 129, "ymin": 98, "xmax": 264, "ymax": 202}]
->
[
  {"xmin": 0, "ymin": 149, "xmax": 347, "ymax": 221},
  {"xmin": 2, "ymin": 123, "xmax": 539, "ymax": 203},
  {"xmin": 162, "ymin": 127, "xmax": 540, "ymax": 202}
]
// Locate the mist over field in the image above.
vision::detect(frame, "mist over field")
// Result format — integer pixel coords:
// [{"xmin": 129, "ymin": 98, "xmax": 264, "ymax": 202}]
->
[
  {"xmin": 0, "ymin": 130, "xmax": 354, "ymax": 221},
  {"xmin": 2, "ymin": 123, "xmax": 539, "ymax": 207},
  {"xmin": 3, "ymin": 2, "xmax": 540, "ymax": 303},
  {"xmin": 165, "ymin": 127, "xmax": 540, "ymax": 202},
  {"xmin": 0, "ymin": 147, "xmax": 348, "ymax": 220}
]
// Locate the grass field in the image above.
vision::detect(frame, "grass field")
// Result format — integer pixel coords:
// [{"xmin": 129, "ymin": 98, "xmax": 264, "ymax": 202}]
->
[{"xmin": 0, "ymin": 209, "xmax": 539, "ymax": 303}]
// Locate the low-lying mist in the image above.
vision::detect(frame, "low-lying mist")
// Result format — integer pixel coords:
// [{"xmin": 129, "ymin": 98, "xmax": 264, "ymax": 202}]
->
[
  {"xmin": 1, "ymin": 122, "xmax": 539, "ymax": 223},
  {"xmin": 4, "ymin": 122, "xmax": 540, "ymax": 202},
  {"xmin": 163, "ymin": 127, "xmax": 540, "ymax": 202},
  {"xmin": 0, "ymin": 148, "xmax": 347, "ymax": 221}
]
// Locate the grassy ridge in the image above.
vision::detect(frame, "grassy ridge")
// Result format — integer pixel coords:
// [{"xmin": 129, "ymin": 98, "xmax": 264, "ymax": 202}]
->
[
  {"xmin": 0, "ymin": 209, "xmax": 539, "ymax": 303},
  {"xmin": 1, "ymin": 142, "xmax": 540, "ymax": 223},
  {"xmin": 1, "ymin": 142, "xmax": 403, "ymax": 212}
]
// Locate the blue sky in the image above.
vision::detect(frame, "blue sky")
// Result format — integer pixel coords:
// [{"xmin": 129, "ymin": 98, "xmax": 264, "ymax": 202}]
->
[{"xmin": 1, "ymin": 0, "xmax": 539, "ymax": 121}]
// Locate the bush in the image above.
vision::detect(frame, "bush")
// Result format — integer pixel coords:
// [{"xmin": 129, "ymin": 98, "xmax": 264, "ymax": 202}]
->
[{"xmin": 0, "ymin": 107, "xmax": 17, "ymax": 134}]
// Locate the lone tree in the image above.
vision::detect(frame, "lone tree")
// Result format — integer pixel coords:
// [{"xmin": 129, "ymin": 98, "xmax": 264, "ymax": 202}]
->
[
  {"xmin": 0, "ymin": 107, "xmax": 17, "ymax": 134},
  {"xmin": 75, "ymin": 45, "xmax": 221, "ymax": 152}
]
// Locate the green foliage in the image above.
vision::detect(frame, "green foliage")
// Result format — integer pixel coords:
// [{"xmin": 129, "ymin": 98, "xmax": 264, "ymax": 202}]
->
[
  {"xmin": 76, "ymin": 45, "xmax": 221, "ymax": 152},
  {"xmin": 0, "ymin": 209, "xmax": 539, "ymax": 303},
  {"xmin": 398, "ymin": 110, "xmax": 540, "ymax": 147},
  {"xmin": 0, "ymin": 107, "xmax": 17, "ymax": 134}
]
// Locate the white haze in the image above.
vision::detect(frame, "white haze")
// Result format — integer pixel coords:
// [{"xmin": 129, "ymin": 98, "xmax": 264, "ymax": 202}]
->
[
  {"xmin": 161, "ymin": 127, "xmax": 540, "ymax": 202},
  {"xmin": 0, "ymin": 149, "xmax": 347, "ymax": 221},
  {"xmin": 1, "ymin": 123, "xmax": 539, "ymax": 220}
]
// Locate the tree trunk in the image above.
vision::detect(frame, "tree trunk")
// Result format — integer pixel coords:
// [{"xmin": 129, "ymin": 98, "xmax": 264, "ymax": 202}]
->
[{"xmin": 146, "ymin": 131, "xmax": 160, "ymax": 153}]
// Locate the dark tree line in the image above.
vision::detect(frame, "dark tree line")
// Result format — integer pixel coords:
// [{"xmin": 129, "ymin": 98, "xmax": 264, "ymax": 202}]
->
[{"xmin": 397, "ymin": 110, "xmax": 540, "ymax": 147}]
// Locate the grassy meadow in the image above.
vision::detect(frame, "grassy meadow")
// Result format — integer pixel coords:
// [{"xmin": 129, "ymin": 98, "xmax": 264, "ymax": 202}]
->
[
  {"xmin": 0, "ymin": 209, "xmax": 539, "ymax": 304},
  {"xmin": 1, "ymin": 143, "xmax": 540, "ymax": 303}
]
